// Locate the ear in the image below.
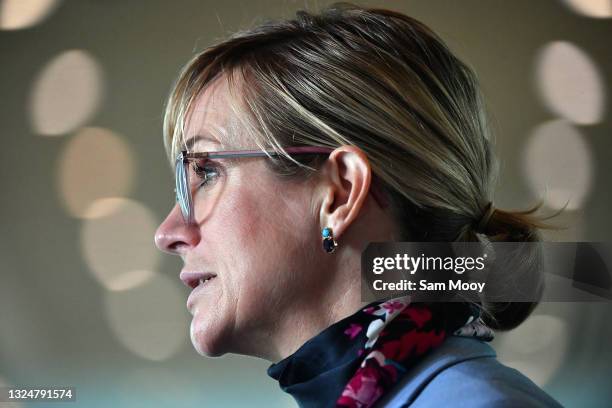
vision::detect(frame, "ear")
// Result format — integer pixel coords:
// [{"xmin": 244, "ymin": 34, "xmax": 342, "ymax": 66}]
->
[{"xmin": 318, "ymin": 145, "xmax": 372, "ymax": 239}]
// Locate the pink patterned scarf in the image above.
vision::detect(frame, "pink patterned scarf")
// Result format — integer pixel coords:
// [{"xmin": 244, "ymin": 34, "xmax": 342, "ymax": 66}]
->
[{"xmin": 336, "ymin": 297, "xmax": 493, "ymax": 407}]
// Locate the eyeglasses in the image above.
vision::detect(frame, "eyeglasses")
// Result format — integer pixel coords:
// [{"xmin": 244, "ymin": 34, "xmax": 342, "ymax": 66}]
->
[{"xmin": 175, "ymin": 146, "xmax": 335, "ymax": 225}]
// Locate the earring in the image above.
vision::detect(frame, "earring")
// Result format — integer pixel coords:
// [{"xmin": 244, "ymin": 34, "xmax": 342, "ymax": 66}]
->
[{"xmin": 322, "ymin": 227, "xmax": 338, "ymax": 253}]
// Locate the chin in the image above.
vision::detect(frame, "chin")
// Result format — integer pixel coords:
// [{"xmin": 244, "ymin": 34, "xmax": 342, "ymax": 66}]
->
[{"xmin": 189, "ymin": 317, "xmax": 227, "ymax": 357}]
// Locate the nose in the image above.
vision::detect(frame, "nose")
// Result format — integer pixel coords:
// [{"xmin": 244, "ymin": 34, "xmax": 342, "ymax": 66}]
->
[{"xmin": 154, "ymin": 203, "xmax": 200, "ymax": 255}]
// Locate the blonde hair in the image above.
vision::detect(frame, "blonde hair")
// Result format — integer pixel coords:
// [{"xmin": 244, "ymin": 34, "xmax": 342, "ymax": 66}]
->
[{"xmin": 163, "ymin": 3, "xmax": 560, "ymax": 330}]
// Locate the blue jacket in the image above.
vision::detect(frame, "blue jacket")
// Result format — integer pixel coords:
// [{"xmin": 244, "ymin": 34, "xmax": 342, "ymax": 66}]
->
[
  {"xmin": 377, "ymin": 336, "xmax": 563, "ymax": 407},
  {"xmin": 267, "ymin": 304, "xmax": 563, "ymax": 408}
]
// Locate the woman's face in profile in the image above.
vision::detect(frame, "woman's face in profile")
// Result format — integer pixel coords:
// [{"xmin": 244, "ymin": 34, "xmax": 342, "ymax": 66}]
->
[{"xmin": 154, "ymin": 76, "xmax": 326, "ymax": 359}]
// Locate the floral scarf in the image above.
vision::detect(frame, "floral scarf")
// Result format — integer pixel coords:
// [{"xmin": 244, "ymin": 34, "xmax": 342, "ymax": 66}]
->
[
  {"xmin": 336, "ymin": 296, "xmax": 493, "ymax": 408},
  {"xmin": 266, "ymin": 296, "xmax": 494, "ymax": 408}
]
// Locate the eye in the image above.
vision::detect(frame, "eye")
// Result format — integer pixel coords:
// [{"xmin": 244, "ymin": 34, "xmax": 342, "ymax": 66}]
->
[{"xmin": 191, "ymin": 160, "xmax": 220, "ymax": 187}]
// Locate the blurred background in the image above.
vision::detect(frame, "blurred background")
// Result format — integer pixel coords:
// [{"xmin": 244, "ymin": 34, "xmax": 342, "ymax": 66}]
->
[{"xmin": 0, "ymin": 0, "xmax": 611, "ymax": 407}]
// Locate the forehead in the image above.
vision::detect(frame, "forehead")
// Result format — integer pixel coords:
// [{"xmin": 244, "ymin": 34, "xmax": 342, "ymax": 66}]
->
[{"xmin": 183, "ymin": 75, "xmax": 245, "ymax": 150}]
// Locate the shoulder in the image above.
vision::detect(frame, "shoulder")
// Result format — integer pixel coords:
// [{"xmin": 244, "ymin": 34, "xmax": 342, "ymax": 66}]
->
[
  {"xmin": 377, "ymin": 336, "xmax": 563, "ymax": 408},
  {"xmin": 408, "ymin": 353, "xmax": 563, "ymax": 407}
]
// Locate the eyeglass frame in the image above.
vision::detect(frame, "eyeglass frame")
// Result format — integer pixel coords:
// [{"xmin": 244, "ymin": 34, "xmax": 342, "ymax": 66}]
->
[{"xmin": 174, "ymin": 146, "xmax": 389, "ymax": 225}]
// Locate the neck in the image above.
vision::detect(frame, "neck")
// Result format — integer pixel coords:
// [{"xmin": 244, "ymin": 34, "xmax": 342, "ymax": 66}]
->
[{"xmin": 269, "ymin": 261, "xmax": 366, "ymax": 363}]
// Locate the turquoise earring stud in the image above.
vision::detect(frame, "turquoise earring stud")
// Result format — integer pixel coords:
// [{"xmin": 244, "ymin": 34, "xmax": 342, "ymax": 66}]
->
[{"xmin": 322, "ymin": 227, "xmax": 338, "ymax": 253}]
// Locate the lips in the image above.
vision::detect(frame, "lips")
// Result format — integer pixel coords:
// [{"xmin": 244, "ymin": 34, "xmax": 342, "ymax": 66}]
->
[
  {"xmin": 179, "ymin": 271, "xmax": 217, "ymax": 289},
  {"xmin": 181, "ymin": 271, "xmax": 218, "ymax": 313}
]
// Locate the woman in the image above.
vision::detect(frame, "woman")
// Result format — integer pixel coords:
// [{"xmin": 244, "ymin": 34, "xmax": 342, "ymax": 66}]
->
[{"xmin": 154, "ymin": 3, "xmax": 563, "ymax": 407}]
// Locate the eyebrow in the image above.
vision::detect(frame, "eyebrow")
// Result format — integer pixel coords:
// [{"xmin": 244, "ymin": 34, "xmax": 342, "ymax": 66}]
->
[{"xmin": 184, "ymin": 134, "xmax": 222, "ymax": 149}]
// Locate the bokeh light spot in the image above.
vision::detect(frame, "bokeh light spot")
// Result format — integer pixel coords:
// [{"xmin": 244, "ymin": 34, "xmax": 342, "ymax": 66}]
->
[
  {"xmin": 0, "ymin": 0, "xmax": 61, "ymax": 30},
  {"xmin": 562, "ymin": 0, "xmax": 612, "ymax": 18},
  {"xmin": 536, "ymin": 41, "xmax": 605, "ymax": 125},
  {"xmin": 30, "ymin": 49, "xmax": 104, "ymax": 136},
  {"xmin": 58, "ymin": 127, "xmax": 134, "ymax": 219},
  {"xmin": 81, "ymin": 198, "xmax": 159, "ymax": 292},
  {"xmin": 523, "ymin": 119, "xmax": 593, "ymax": 210},
  {"xmin": 104, "ymin": 273, "xmax": 188, "ymax": 361}
]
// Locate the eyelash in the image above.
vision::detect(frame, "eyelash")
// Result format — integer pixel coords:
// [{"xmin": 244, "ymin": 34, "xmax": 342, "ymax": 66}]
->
[{"xmin": 191, "ymin": 160, "xmax": 220, "ymax": 187}]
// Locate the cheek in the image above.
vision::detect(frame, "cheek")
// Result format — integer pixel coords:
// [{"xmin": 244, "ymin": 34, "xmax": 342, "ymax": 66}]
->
[{"xmin": 216, "ymin": 183, "xmax": 315, "ymax": 310}]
